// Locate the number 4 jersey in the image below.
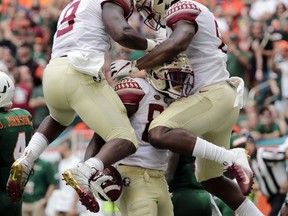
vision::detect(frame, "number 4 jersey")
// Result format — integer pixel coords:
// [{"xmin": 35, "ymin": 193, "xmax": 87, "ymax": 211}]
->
[{"xmin": 0, "ymin": 108, "xmax": 33, "ymax": 191}]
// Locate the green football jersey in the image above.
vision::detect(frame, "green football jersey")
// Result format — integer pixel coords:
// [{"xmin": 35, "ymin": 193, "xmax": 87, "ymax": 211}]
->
[
  {"xmin": 0, "ymin": 108, "xmax": 33, "ymax": 191},
  {"xmin": 169, "ymin": 155, "xmax": 212, "ymax": 216},
  {"xmin": 169, "ymin": 155, "xmax": 203, "ymax": 191}
]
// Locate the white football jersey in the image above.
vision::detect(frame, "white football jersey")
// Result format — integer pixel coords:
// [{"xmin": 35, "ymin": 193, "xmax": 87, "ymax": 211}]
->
[
  {"xmin": 114, "ymin": 77, "xmax": 169, "ymax": 171},
  {"xmin": 51, "ymin": 0, "xmax": 111, "ymax": 76},
  {"xmin": 165, "ymin": 0, "xmax": 230, "ymax": 93}
]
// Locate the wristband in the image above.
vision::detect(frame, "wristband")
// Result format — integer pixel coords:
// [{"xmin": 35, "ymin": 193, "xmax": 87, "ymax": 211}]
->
[{"xmin": 146, "ymin": 39, "xmax": 157, "ymax": 51}]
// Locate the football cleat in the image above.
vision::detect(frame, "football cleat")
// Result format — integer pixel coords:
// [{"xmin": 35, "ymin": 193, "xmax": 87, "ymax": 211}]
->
[
  {"xmin": 226, "ymin": 148, "xmax": 254, "ymax": 196},
  {"xmin": 62, "ymin": 163, "xmax": 100, "ymax": 213},
  {"xmin": 6, "ymin": 151, "xmax": 34, "ymax": 202}
]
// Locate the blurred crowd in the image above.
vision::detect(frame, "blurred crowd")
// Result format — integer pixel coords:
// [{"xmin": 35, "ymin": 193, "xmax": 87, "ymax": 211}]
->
[{"xmin": 208, "ymin": 0, "xmax": 288, "ymax": 143}]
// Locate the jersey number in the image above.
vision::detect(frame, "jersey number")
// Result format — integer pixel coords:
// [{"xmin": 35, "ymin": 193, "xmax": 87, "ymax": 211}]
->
[
  {"xmin": 142, "ymin": 104, "xmax": 164, "ymax": 142},
  {"xmin": 56, "ymin": 1, "xmax": 80, "ymax": 37},
  {"xmin": 13, "ymin": 132, "xmax": 26, "ymax": 160}
]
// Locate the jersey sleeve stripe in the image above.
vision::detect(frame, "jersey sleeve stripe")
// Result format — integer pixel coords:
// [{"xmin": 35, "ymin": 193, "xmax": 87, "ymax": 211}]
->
[
  {"xmin": 166, "ymin": 13, "xmax": 199, "ymax": 29},
  {"xmin": 118, "ymin": 93, "xmax": 145, "ymax": 105}
]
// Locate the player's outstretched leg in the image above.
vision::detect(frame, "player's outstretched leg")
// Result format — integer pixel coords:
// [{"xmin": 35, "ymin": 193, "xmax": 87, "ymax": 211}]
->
[
  {"xmin": 226, "ymin": 148, "xmax": 254, "ymax": 196},
  {"xmin": 6, "ymin": 150, "xmax": 34, "ymax": 202},
  {"xmin": 62, "ymin": 163, "xmax": 100, "ymax": 213}
]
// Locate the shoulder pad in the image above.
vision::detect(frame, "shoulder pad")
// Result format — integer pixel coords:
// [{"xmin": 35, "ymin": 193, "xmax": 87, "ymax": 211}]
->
[
  {"xmin": 114, "ymin": 77, "xmax": 145, "ymax": 105},
  {"xmin": 166, "ymin": 1, "xmax": 201, "ymax": 29}
]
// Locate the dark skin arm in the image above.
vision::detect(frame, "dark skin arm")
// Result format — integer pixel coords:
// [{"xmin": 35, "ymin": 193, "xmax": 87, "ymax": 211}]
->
[
  {"xmin": 102, "ymin": 3, "xmax": 148, "ymax": 50},
  {"xmin": 84, "ymin": 133, "xmax": 105, "ymax": 160},
  {"xmin": 84, "ymin": 103, "xmax": 138, "ymax": 160},
  {"xmin": 136, "ymin": 20, "xmax": 196, "ymax": 70}
]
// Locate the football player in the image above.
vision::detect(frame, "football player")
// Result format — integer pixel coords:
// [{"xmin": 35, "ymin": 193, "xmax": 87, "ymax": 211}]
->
[
  {"xmin": 234, "ymin": 130, "xmax": 288, "ymax": 216},
  {"xmin": 168, "ymin": 153, "xmax": 223, "ymax": 216},
  {"xmin": 110, "ymin": 0, "xmax": 264, "ymax": 215},
  {"xmin": 85, "ymin": 71, "xmax": 174, "ymax": 216},
  {"xmin": 6, "ymin": 0, "xmax": 167, "ymax": 213},
  {"xmin": 0, "ymin": 71, "xmax": 33, "ymax": 216}
]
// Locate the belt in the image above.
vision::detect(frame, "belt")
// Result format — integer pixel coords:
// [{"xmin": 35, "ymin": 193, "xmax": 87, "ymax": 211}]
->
[{"xmin": 118, "ymin": 165, "xmax": 165, "ymax": 178}]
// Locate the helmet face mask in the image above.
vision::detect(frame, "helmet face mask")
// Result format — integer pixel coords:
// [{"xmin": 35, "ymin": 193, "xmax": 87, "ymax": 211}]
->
[
  {"xmin": 0, "ymin": 72, "xmax": 15, "ymax": 108},
  {"xmin": 135, "ymin": 0, "xmax": 166, "ymax": 31},
  {"xmin": 146, "ymin": 53, "xmax": 194, "ymax": 99}
]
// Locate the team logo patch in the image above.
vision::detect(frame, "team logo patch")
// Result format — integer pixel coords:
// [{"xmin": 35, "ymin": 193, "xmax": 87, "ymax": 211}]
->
[
  {"xmin": 123, "ymin": 177, "xmax": 131, "ymax": 186},
  {"xmin": 154, "ymin": 94, "xmax": 161, "ymax": 100},
  {"xmin": 93, "ymin": 75, "xmax": 101, "ymax": 82}
]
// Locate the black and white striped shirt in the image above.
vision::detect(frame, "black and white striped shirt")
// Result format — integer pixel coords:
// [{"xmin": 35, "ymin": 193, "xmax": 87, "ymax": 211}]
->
[{"xmin": 251, "ymin": 147, "xmax": 288, "ymax": 198}]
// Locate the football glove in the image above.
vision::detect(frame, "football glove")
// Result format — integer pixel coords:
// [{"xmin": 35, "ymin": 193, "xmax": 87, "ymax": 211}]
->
[
  {"xmin": 90, "ymin": 173, "xmax": 113, "ymax": 201},
  {"xmin": 146, "ymin": 38, "xmax": 164, "ymax": 52},
  {"xmin": 110, "ymin": 60, "xmax": 140, "ymax": 80}
]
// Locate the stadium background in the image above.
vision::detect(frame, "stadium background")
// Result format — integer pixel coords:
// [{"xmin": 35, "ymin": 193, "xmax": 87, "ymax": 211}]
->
[{"xmin": 1, "ymin": 0, "xmax": 288, "ymax": 215}]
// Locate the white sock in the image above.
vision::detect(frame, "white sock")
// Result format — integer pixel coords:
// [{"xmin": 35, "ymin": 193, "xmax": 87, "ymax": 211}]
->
[
  {"xmin": 192, "ymin": 137, "xmax": 234, "ymax": 166},
  {"xmin": 85, "ymin": 157, "xmax": 104, "ymax": 173},
  {"xmin": 235, "ymin": 198, "xmax": 264, "ymax": 216},
  {"xmin": 23, "ymin": 132, "xmax": 48, "ymax": 162}
]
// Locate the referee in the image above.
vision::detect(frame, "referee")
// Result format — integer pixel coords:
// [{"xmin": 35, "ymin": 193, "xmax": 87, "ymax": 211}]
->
[{"xmin": 239, "ymin": 132, "xmax": 288, "ymax": 216}]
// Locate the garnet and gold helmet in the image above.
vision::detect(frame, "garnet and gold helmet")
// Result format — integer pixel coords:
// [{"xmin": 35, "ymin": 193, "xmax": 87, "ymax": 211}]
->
[{"xmin": 146, "ymin": 53, "xmax": 194, "ymax": 99}]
